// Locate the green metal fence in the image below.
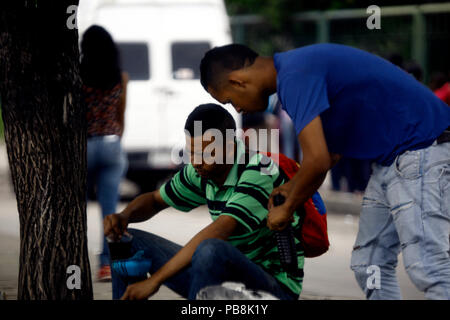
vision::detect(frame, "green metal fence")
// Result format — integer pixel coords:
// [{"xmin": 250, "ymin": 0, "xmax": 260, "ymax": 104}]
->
[{"xmin": 230, "ymin": 2, "xmax": 450, "ymax": 84}]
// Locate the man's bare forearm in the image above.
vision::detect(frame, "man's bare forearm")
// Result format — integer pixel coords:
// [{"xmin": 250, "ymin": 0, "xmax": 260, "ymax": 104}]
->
[
  {"xmin": 150, "ymin": 227, "xmax": 217, "ymax": 284},
  {"xmin": 121, "ymin": 192, "xmax": 167, "ymax": 223},
  {"xmin": 149, "ymin": 216, "xmax": 237, "ymax": 285},
  {"xmin": 282, "ymin": 115, "xmax": 335, "ymax": 217},
  {"xmin": 285, "ymin": 160, "xmax": 328, "ymax": 214}
]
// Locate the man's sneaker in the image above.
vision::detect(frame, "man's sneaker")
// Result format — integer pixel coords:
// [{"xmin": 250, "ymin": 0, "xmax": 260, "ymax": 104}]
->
[{"xmin": 97, "ymin": 265, "xmax": 112, "ymax": 282}]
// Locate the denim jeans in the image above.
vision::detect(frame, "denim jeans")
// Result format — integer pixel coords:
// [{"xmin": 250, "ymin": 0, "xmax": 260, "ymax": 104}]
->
[
  {"xmin": 87, "ymin": 135, "xmax": 128, "ymax": 267},
  {"xmin": 350, "ymin": 142, "xmax": 450, "ymax": 299},
  {"xmin": 111, "ymin": 229, "xmax": 299, "ymax": 300}
]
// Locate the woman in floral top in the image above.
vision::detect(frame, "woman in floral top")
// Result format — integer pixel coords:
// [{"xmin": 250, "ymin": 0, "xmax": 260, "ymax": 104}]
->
[{"xmin": 81, "ymin": 25, "xmax": 129, "ymax": 282}]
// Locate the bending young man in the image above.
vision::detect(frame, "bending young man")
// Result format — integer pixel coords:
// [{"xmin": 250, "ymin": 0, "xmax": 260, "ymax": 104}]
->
[
  {"xmin": 104, "ymin": 104, "xmax": 304, "ymax": 300},
  {"xmin": 200, "ymin": 43, "xmax": 450, "ymax": 299}
]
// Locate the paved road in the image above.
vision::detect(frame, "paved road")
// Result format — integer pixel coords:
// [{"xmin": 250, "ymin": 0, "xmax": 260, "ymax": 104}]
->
[
  {"xmin": 0, "ymin": 143, "xmax": 424, "ymax": 300},
  {"xmin": 0, "ymin": 188, "xmax": 424, "ymax": 300}
]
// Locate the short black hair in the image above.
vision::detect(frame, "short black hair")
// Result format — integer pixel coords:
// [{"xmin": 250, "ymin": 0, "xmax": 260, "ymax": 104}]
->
[
  {"xmin": 184, "ymin": 103, "xmax": 236, "ymax": 140},
  {"xmin": 81, "ymin": 25, "xmax": 122, "ymax": 90},
  {"xmin": 200, "ymin": 44, "xmax": 258, "ymax": 91}
]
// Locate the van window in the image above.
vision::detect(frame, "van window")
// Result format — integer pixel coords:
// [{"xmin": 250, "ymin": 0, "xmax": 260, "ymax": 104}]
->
[
  {"xmin": 117, "ymin": 42, "xmax": 150, "ymax": 80},
  {"xmin": 171, "ymin": 42, "xmax": 211, "ymax": 80}
]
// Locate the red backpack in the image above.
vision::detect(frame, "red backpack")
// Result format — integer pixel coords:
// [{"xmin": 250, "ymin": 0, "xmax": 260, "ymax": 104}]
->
[{"xmin": 260, "ymin": 151, "xmax": 330, "ymax": 258}]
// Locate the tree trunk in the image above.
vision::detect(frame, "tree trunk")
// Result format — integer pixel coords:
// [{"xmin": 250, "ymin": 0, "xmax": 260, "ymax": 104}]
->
[{"xmin": 0, "ymin": 3, "xmax": 93, "ymax": 299}]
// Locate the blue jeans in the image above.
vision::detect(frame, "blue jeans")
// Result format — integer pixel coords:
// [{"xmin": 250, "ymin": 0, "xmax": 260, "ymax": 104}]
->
[
  {"xmin": 87, "ymin": 135, "xmax": 128, "ymax": 267},
  {"xmin": 111, "ymin": 229, "xmax": 299, "ymax": 300},
  {"xmin": 351, "ymin": 142, "xmax": 450, "ymax": 299}
]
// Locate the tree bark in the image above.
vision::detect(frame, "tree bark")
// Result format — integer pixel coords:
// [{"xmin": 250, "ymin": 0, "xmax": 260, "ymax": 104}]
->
[{"xmin": 0, "ymin": 2, "xmax": 93, "ymax": 299}]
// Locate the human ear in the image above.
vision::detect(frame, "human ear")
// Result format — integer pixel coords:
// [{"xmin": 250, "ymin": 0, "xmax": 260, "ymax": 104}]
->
[{"xmin": 228, "ymin": 70, "xmax": 247, "ymax": 89}]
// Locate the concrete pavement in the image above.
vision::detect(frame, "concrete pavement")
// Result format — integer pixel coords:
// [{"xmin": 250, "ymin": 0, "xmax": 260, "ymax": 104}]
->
[
  {"xmin": 0, "ymin": 143, "xmax": 424, "ymax": 300},
  {"xmin": 0, "ymin": 196, "xmax": 424, "ymax": 300}
]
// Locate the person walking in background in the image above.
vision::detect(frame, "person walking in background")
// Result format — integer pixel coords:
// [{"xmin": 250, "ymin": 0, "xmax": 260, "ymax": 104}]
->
[{"xmin": 80, "ymin": 25, "xmax": 129, "ymax": 282}]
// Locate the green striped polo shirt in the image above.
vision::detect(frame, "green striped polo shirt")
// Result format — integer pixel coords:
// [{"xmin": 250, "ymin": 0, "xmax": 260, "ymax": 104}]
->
[{"xmin": 159, "ymin": 138, "xmax": 305, "ymax": 296}]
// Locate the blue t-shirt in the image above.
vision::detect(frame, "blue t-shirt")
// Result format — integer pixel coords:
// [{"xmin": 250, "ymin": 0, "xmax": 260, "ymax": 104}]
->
[{"xmin": 274, "ymin": 43, "xmax": 450, "ymax": 166}]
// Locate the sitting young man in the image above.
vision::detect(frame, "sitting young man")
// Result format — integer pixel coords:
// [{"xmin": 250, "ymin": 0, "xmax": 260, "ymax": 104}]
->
[{"xmin": 103, "ymin": 103, "xmax": 304, "ymax": 300}]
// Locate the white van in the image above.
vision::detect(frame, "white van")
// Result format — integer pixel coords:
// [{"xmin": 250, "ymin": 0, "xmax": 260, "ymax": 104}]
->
[{"xmin": 78, "ymin": 0, "xmax": 240, "ymax": 193}]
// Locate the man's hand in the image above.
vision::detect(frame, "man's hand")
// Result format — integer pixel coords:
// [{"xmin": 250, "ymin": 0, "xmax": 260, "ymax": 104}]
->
[
  {"xmin": 104, "ymin": 213, "xmax": 129, "ymax": 241},
  {"xmin": 267, "ymin": 180, "xmax": 295, "ymax": 231},
  {"xmin": 120, "ymin": 277, "xmax": 161, "ymax": 300},
  {"xmin": 267, "ymin": 203, "xmax": 295, "ymax": 231},
  {"xmin": 267, "ymin": 179, "xmax": 294, "ymax": 211}
]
